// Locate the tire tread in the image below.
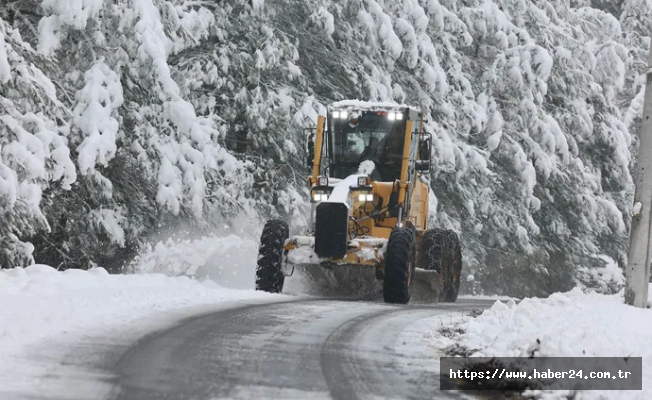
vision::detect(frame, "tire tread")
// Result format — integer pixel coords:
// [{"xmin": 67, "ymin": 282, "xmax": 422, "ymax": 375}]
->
[
  {"xmin": 418, "ymin": 228, "xmax": 462, "ymax": 302},
  {"xmin": 255, "ymin": 220, "xmax": 289, "ymax": 293},
  {"xmin": 383, "ymin": 228, "xmax": 416, "ymax": 304}
]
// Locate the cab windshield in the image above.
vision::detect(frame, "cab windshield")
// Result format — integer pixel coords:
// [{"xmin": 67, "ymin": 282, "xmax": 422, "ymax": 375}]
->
[{"xmin": 328, "ymin": 111, "xmax": 406, "ymax": 181}]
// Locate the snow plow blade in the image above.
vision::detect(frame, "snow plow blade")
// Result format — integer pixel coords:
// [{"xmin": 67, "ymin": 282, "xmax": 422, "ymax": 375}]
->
[
  {"xmin": 281, "ymin": 235, "xmax": 386, "ymax": 298},
  {"xmin": 412, "ymin": 267, "xmax": 442, "ymax": 303},
  {"xmin": 280, "ymin": 236, "xmax": 443, "ymax": 302},
  {"xmin": 414, "ymin": 267, "xmax": 441, "ymax": 291}
]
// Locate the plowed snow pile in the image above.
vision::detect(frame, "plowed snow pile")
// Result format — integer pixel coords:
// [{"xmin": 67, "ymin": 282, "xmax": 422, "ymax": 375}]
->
[{"xmin": 432, "ymin": 287, "xmax": 652, "ymax": 400}]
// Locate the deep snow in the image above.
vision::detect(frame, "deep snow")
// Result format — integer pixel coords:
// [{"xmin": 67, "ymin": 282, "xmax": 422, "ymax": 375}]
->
[
  {"xmin": 1, "ymin": 228, "xmax": 648, "ymax": 400},
  {"xmin": 432, "ymin": 286, "xmax": 652, "ymax": 399},
  {"xmin": 0, "ymin": 263, "xmax": 285, "ymax": 400},
  {"xmin": 0, "ymin": 227, "xmax": 356, "ymax": 399}
]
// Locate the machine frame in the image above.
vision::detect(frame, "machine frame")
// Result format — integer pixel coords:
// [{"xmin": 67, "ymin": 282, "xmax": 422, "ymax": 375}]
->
[{"xmin": 284, "ymin": 101, "xmax": 433, "ymax": 280}]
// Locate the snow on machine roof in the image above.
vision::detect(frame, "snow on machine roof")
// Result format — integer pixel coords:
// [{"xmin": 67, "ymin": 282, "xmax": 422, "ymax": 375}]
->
[{"xmin": 329, "ymin": 99, "xmax": 421, "ymax": 114}]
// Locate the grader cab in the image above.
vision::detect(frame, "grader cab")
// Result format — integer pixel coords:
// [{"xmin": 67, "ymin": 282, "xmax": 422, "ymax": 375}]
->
[{"xmin": 255, "ymin": 100, "xmax": 462, "ymax": 304}]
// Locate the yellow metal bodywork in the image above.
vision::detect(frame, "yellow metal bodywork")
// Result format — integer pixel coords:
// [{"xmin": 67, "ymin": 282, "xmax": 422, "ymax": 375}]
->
[
  {"xmin": 298, "ymin": 107, "xmax": 429, "ymax": 268},
  {"xmin": 311, "ymin": 115, "xmax": 325, "ymax": 181},
  {"xmin": 409, "ymin": 179, "xmax": 429, "ymax": 231},
  {"xmin": 397, "ymin": 119, "xmax": 414, "ymax": 209},
  {"xmin": 349, "ymin": 186, "xmax": 396, "ymax": 240}
]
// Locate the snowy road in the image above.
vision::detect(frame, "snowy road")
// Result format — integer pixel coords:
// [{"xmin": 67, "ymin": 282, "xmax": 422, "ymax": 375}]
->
[{"xmin": 108, "ymin": 298, "xmax": 491, "ymax": 400}]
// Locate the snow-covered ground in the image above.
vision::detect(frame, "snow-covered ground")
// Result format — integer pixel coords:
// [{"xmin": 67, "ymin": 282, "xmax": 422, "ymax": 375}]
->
[
  {"xmin": 432, "ymin": 286, "xmax": 652, "ymax": 399},
  {"xmin": 0, "ymin": 228, "xmax": 298, "ymax": 400},
  {"xmin": 2, "ymin": 226, "xmax": 648, "ymax": 400},
  {"xmin": 0, "ymin": 227, "xmax": 352, "ymax": 399},
  {"xmin": 0, "ymin": 264, "xmax": 289, "ymax": 399}
]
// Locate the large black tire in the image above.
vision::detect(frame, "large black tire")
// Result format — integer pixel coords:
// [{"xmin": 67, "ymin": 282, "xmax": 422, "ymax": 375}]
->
[
  {"xmin": 383, "ymin": 228, "xmax": 417, "ymax": 304},
  {"xmin": 255, "ymin": 220, "xmax": 289, "ymax": 293},
  {"xmin": 418, "ymin": 228, "xmax": 462, "ymax": 302}
]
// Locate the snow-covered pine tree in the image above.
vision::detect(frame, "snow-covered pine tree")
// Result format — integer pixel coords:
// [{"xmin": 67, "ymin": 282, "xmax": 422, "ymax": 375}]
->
[
  {"xmin": 171, "ymin": 0, "xmax": 314, "ymax": 231},
  {"xmin": 0, "ymin": 0, "xmax": 646, "ymax": 298},
  {"xmin": 20, "ymin": 0, "xmax": 261, "ymax": 269},
  {"xmin": 0, "ymin": 14, "xmax": 76, "ymax": 268}
]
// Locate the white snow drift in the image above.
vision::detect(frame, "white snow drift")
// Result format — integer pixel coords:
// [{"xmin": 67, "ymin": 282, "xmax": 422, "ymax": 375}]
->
[
  {"xmin": 0, "ymin": 263, "xmax": 283, "ymax": 399},
  {"xmin": 433, "ymin": 287, "xmax": 652, "ymax": 400}
]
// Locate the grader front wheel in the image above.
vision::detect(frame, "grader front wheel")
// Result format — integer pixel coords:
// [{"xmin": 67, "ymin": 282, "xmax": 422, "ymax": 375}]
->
[
  {"xmin": 383, "ymin": 228, "xmax": 417, "ymax": 304},
  {"xmin": 255, "ymin": 220, "xmax": 289, "ymax": 293}
]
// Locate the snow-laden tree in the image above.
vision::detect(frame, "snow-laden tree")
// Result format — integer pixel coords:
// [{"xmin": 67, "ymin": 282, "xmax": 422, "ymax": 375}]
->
[
  {"xmin": 0, "ymin": 15, "xmax": 76, "ymax": 268},
  {"xmin": 0, "ymin": 0, "xmax": 646, "ymax": 297},
  {"xmin": 620, "ymin": 0, "xmax": 652, "ymax": 142},
  {"xmin": 591, "ymin": 0, "xmax": 625, "ymax": 16},
  {"xmin": 4, "ymin": 0, "xmax": 263, "ymax": 269},
  {"xmin": 274, "ymin": 0, "xmax": 639, "ymax": 296},
  {"xmin": 170, "ymin": 0, "xmax": 314, "ymax": 230},
  {"xmin": 284, "ymin": 0, "xmax": 637, "ymax": 295},
  {"xmin": 453, "ymin": 1, "xmax": 636, "ymax": 295}
]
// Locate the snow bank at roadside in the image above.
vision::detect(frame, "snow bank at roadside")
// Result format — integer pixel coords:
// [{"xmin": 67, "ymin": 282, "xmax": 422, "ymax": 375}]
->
[
  {"xmin": 0, "ymin": 264, "xmax": 282, "ymax": 399},
  {"xmin": 433, "ymin": 287, "xmax": 652, "ymax": 399}
]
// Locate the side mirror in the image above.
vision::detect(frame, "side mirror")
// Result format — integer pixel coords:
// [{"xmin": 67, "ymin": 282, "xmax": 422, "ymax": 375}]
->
[
  {"xmin": 416, "ymin": 160, "xmax": 430, "ymax": 171},
  {"xmin": 417, "ymin": 134, "xmax": 432, "ymax": 172},
  {"xmin": 306, "ymin": 131, "xmax": 315, "ymax": 168}
]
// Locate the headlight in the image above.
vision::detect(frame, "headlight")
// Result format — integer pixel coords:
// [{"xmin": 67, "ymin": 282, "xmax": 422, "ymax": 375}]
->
[
  {"xmin": 318, "ymin": 176, "xmax": 328, "ymax": 186},
  {"xmin": 332, "ymin": 111, "xmax": 340, "ymax": 119},
  {"xmin": 312, "ymin": 192, "xmax": 329, "ymax": 202},
  {"xmin": 340, "ymin": 111, "xmax": 347, "ymax": 119},
  {"xmin": 388, "ymin": 112, "xmax": 396, "ymax": 121},
  {"xmin": 358, "ymin": 193, "xmax": 374, "ymax": 202}
]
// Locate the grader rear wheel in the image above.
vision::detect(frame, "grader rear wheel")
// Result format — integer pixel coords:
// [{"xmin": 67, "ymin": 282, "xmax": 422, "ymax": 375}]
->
[{"xmin": 418, "ymin": 228, "xmax": 462, "ymax": 302}]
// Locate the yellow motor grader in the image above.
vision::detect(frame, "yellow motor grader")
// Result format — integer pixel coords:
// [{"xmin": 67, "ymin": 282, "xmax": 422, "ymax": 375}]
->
[{"xmin": 255, "ymin": 100, "xmax": 462, "ymax": 304}]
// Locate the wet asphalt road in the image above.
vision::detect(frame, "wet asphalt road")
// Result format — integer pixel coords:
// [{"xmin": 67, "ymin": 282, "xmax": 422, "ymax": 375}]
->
[{"xmin": 107, "ymin": 297, "xmax": 493, "ymax": 400}]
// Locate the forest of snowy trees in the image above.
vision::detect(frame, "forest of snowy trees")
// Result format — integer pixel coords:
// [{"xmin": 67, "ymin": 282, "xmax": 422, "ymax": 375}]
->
[{"xmin": 0, "ymin": 0, "xmax": 651, "ymax": 297}]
